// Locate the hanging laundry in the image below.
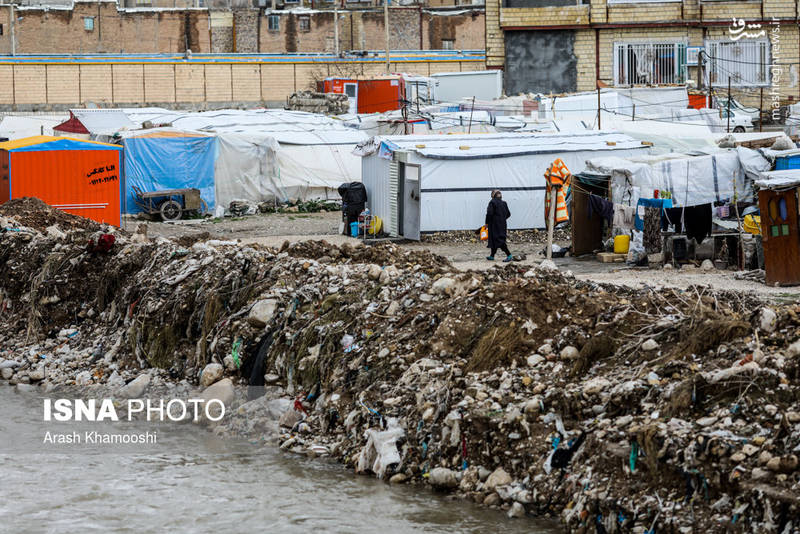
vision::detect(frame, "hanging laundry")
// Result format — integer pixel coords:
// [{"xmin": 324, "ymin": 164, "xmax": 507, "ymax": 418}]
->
[
  {"xmin": 612, "ymin": 205, "xmax": 635, "ymax": 229},
  {"xmin": 544, "ymin": 159, "xmax": 572, "ymax": 228},
  {"xmin": 588, "ymin": 195, "xmax": 614, "ymax": 225},
  {"xmin": 634, "ymin": 198, "xmax": 672, "ymax": 231},
  {"xmin": 684, "ymin": 203, "xmax": 712, "ymax": 244},
  {"xmin": 663, "ymin": 207, "xmax": 684, "ymax": 233},
  {"xmin": 643, "ymin": 207, "xmax": 662, "ymax": 253}
]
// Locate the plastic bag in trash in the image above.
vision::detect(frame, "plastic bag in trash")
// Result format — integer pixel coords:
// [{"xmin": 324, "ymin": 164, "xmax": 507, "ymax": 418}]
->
[{"xmin": 356, "ymin": 422, "xmax": 405, "ymax": 479}]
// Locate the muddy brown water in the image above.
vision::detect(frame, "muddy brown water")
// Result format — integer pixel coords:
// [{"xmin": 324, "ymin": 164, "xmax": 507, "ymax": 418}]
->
[{"xmin": 0, "ymin": 386, "xmax": 559, "ymax": 533}]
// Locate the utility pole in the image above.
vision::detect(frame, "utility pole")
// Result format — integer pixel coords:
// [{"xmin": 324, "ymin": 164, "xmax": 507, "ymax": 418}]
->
[
  {"xmin": 759, "ymin": 87, "xmax": 764, "ymax": 132},
  {"xmin": 726, "ymin": 76, "xmax": 731, "ymax": 134},
  {"xmin": 334, "ymin": 4, "xmax": 339, "ymax": 56},
  {"xmin": 597, "ymin": 86, "xmax": 601, "ymax": 130},
  {"xmin": 467, "ymin": 96, "xmax": 475, "ymax": 134},
  {"xmin": 384, "ymin": 0, "xmax": 390, "ymax": 72},
  {"xmin": 9, "ymin": 4, "xmax": 16, "ymax": 56}
]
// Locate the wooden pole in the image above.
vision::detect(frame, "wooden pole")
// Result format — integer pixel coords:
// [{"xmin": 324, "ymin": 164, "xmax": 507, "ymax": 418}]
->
[
  {"xmin": 546, "ymin": 186, "xmax": 558, "ymax": 260},
  {"xmin": 759, "ymin": 87, "xmax": 764, "ymax": 132},
  {"xmin": 597, "ymin": 87, "xmax": 601, "ymax": 130},
  {"xmin": 726, "ymin": 77, "xmax": 731, "ymax": 134},
  {"xmin": 733, "ymin": 176, "xmax": 744, "ymax": 270},
  {"xmin": 467, "ymin": 96, "xmax": 475, "ymax": 134}
]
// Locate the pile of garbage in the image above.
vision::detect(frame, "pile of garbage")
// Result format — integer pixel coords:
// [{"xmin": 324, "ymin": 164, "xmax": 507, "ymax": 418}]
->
[
  {"xmin": 286, "ymin": 91, "xmax": 350, "ymax": 115},
  {"xmin": 2, "ymin": 198, "xmax": 800, "ymax": 532},
  {"xmin": 227, "ymin": 198, "xmax": 341, "ymax": 217}
]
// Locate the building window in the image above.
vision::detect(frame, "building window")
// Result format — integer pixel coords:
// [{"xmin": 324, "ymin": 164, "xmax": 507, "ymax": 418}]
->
[
  {"xmin": 284, "ymin": 0, "xmax": 300, "ymax": 4},
  {"xmin": 441, "ymin": 39, "xmax": 454, "ymax": 50},
  {"xmin": 0, "ymin": 24, "xmax": 3, "ymax": 36},
  {"xmin": 705, "ymin": 39, "xmax": 770, "ymax": 87},
  {"xmin": 298, "ymin": 15, "xmax": 310, "ymax": 32},
  {"xmin": 83, "ymin": 17, "xmax": 95, "ymax": 31},
  {"xmin": 268, "ymin": 15, "xmax": 280, "ymax": 31},
  {"xmin": 613, "ymin": 42, "xmax": 686, "ymax": 86}
]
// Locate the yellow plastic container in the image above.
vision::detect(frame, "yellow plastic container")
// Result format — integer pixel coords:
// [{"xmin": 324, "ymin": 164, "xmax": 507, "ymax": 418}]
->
[
  {"xmin": 614, "ymin": 234, "xmax": 630, "ymax": 254},
  {"xmin": 743, "ymin": 214, "xmax": 761, "ymax": 235}
]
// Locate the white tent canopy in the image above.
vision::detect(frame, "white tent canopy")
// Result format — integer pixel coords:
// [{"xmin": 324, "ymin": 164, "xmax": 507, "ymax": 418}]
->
[
  {"xmin": 358, "ymin": 131, "xmax": 651, "ymax": 237},
  {"xmin": 76, "ymin": 107, "xmax": 368, "ymax": 203},
  {"xmin": 585, "ymin": 147, "xmax": 770, "ymax": 209}
]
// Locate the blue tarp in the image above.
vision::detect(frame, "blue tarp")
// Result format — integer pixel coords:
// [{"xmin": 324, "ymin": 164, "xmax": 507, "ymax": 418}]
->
[{"xmin": 122, "ymin": 134, "xmax": 216, "ymax": 214}]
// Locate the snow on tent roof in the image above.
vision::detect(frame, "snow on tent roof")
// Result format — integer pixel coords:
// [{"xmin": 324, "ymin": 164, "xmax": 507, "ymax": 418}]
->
[
  {"xmin": 367, "ymin": 131, "xmax": 647, "ymax": 160},
  {"xmin": 70, "ymin": 109, "xmax": 136, "ymax": 136},
  {"xmin": 756, "ymin": 170, "xmax": 800, "ymax": 190}
]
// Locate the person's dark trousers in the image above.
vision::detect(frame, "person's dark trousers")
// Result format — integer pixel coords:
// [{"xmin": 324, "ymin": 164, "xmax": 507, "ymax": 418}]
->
[{"xmin": 491, "ymin": 245, "xmax": 510, "ymax": 257}]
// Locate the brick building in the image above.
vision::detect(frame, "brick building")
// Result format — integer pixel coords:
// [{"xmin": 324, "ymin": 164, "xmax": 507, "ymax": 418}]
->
[
  {"xmin": 0, "ymin": 1, "xmax": 484, "ymax": 54},
  {"xmin": 486, "ymin": 0, "xmax": 799, "ymax": 108}
]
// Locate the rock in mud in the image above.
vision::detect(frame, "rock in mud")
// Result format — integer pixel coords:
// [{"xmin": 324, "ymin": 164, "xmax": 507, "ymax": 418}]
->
[
  {"xmin": 484, "ymin": 468, "xmax": 512, "ymax": 491},
  {"xmin": 118, "ymin": 374, "xmax": 151, "ymax": 398},
  {"xmin": 429, "ymin": 467, "xmax": 458, "ymax": 490},
  {"xmin": 248, "ymin": 299, "xmax": 278, "ymax": 328},
  {"xmin": 200, "ymin": 363, "xmax": 224, "ymax": 387}
]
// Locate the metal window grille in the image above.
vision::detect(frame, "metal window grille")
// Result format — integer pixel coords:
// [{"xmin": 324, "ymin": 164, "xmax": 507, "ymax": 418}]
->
[
  {"xmin": 298, "ymin": 16, "xmax": 311, "ymax": 31},
  {"xmin": 268, "ymin": 15, "xmax": 280, "ymax": 31},
  {"xmin": 441, "ymin": 40, "xmax": 454, "ymax": 50},
  {"xmin": 613, "ymin": 42, "xmax": 687, "ymax": 86},
  {"xmin": 705, "ymin": 39, "xmax": 770, "ymax": 87}
]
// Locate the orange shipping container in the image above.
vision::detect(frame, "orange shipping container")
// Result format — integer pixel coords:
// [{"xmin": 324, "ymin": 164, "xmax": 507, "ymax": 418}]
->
[{"xmin": 0, "ymin": 136, "xmax": 123, "ymax": 226}]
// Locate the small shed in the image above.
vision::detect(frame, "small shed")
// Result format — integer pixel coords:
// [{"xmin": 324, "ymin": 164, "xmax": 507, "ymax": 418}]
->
[
  {"xmin": 0, "ymin": 136, "xmax": 123, "ymax": 226},
  {"xmin": 755, "ymin": 170, "xmax": 800, "ymax": 285},
  {"xmin": 356, "ymin": 132, "xmax": 650, "ymax": 239}
]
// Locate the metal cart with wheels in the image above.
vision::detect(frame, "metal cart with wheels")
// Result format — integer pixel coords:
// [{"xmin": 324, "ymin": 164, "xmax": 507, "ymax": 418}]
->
[{"xmin": 132, "ymin": 186, "xmax": 208, "ymax": 221}]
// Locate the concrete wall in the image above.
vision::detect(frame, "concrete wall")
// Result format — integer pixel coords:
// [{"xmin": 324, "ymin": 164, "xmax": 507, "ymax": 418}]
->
[{"xmin": 0, "ymin": 57, "xmax": 485, "ymax": 110}]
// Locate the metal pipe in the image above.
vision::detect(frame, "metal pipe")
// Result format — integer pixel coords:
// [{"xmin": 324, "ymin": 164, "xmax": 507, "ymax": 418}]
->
[{"xmin": 384, "ymin": 0, "xmax": 390, "ymax": 72}]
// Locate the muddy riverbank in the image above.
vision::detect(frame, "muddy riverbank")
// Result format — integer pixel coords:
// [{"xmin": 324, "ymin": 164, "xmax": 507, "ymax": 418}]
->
[{"xmin": 2, "ymin": 198, "xmax": 800, "ymax": 532}]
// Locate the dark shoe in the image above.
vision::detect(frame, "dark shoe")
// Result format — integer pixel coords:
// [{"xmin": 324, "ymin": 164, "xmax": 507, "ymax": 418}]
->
[
  {"xmin": 503, "ymin": 255, "xmax": 513, "ymax": 262},
  {"xmin": 486, "ymin": 256, "xmax": 495, "ymax": 261}
]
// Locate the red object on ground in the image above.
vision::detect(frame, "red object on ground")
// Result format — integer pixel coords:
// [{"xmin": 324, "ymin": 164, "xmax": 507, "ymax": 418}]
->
[
  {"xmin": 321, "ymin": 76, "xmax": 406, "ymax": 114},
  {"xmin": 688, "ymin": 94, "xmax": 707, "ymax": 110},
  {"xmin": 88, "ymin": 233, "xmax": 116, "ymax": 253}
]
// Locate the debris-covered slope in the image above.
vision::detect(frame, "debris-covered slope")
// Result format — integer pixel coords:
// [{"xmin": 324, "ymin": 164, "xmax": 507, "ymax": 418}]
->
[{"xmin": 1, "ymin": 198, "xmax": 799, "ymax": 532}]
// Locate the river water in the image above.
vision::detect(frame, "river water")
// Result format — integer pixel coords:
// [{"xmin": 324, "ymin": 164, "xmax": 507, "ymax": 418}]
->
[{"xmin": 0, "ymin": 386, "xmax": 558, "ymax": 534}]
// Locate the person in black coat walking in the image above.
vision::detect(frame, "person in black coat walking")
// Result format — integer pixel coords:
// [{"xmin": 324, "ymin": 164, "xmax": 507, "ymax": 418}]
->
[{"xmin": 485, "ymin": 190, "xmax": 512, "ymax": 262}]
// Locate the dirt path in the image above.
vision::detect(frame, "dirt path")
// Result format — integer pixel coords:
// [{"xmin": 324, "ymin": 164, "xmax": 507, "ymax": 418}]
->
[{"xmin": 139, "ymin": 214, "xmax": 800, "ymax": 299}]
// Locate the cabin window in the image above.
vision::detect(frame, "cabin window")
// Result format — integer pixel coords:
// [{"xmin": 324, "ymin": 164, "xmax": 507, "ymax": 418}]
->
[{"xmin": 298, "ymin": 16, "xmax": 311, "ymax": 32}]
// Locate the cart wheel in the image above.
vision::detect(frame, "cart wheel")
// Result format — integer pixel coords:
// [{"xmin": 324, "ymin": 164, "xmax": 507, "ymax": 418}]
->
[
  {"xmin": 198, "ymin": 198, "xmax": 209, "ymax": 216},
  {"xmin": 159, "ymin": 200, "xmax": 182, "ymax": 221}
]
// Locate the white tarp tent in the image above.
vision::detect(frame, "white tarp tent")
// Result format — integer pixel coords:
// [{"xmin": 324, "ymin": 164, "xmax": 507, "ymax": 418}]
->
[
  {"xmin": 79, "ymin": 107, "xmax": 368, "ymax": 202},
  {"xmin": 214, "ymin": 132, "xmax": 281, "ymax": 211},
  {"xmin": 0, "ymin": 115, "xmax": 66, "ymax": 140},
  {"xmin": 585, "ymin": 147, "xmax": 770, "ymax": 209},
  {"xmin": 357, "ymin": 131, "xmax": 650, "ymax": 238}
]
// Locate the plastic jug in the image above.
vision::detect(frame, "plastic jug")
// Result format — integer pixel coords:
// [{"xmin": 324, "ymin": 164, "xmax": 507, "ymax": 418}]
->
[{"xmin": 614, "ymin": 234, "xmax": 630, "ymax": 254}]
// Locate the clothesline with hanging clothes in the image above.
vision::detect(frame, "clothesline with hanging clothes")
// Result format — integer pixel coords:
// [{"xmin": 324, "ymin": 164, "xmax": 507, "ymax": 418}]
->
[
  {"xmin": 585, "ymin": 190, "xmax": 714, "ymax": 244},
  {"xmin": 543, "ymin": 158, "xmax": 572, "ymax": 229}
]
